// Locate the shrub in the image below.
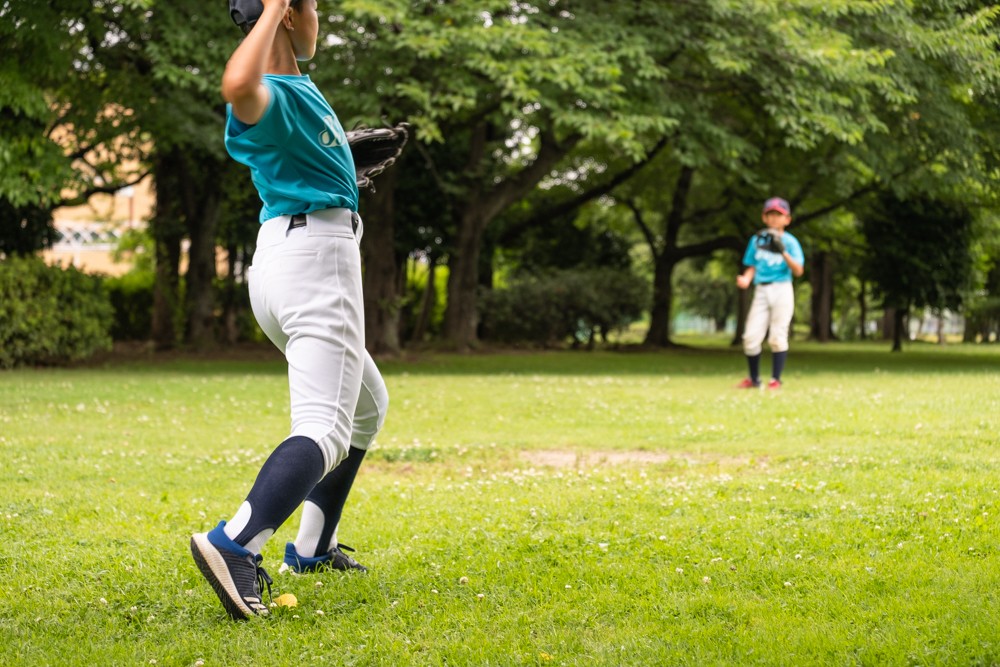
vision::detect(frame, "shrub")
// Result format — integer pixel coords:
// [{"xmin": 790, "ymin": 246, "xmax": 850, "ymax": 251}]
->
[
  {"xmin": 0, "ymin": 257, "xmax": 114, "ymax": 368},
  {"xmin": 104, "ymin": 270, "xmax": 154, "ymax": 341},
  {"xmin": 479, "ymin": 268, "xmax": 648, "ymax": 346}
]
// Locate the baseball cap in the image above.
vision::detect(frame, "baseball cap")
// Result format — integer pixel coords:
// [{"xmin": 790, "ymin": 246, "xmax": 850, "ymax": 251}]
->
[
  {"xmin": 762, "ymin": 197, "xmax": 791, "ymax": 216},
  {"xmin": 230, "ymin": 0, "xmax": 264, "ymax": 32}
]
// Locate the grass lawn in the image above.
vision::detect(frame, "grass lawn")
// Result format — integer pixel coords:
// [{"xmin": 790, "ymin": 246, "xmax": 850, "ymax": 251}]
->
[{"xmin": 1, "ymin": 339, "xmax": 998, "ymax": 666}]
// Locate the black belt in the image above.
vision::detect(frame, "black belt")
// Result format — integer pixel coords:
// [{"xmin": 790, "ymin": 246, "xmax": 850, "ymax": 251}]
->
[
  {"xmin": 758, "ymin": 281, "xmax": 773, "ymax": 286},
  {"xmin": 289, "ymin": 212, "xmax": 359, "ymax": 233}
]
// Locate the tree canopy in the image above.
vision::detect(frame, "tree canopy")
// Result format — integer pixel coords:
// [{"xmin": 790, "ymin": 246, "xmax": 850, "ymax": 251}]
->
[{"xmin": 2, "ymin": 0, "xmax": 999, "ymax": 352}]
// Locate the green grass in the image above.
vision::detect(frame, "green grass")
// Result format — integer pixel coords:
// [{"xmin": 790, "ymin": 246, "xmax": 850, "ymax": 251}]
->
[{"xmin": 1, "ymin": 340, "xmax": 999, "ymax": 666}]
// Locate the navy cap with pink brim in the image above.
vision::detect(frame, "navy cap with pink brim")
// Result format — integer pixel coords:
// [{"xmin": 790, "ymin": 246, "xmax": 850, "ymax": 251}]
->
[{"xmin": 762, "ymin": 197, "xmax": 791, "ymax": 215}]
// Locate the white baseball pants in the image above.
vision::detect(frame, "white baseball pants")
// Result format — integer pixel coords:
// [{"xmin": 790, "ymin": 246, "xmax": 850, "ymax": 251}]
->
[
  {"xmin": 248, "ymin": 208, "xmax": 388, "ymax": 476},
  {"xmin": 742, "ymin": 281, "xmax": 795, "ymax": 356}
]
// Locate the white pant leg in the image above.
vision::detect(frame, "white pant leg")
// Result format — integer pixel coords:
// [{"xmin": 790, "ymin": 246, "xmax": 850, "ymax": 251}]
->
[
  {"xmin": 767, "ymin": 282, "xmax": 795, "ymax": 352},
  {"xmin": 352, "ymin": 350, "xmax": 388, "ymax": 450},
  {"xmin": 292, "ymin": 351, "xmax": 387, "ymax": 555},
  {"xmin": 248, "ymin": 209, "xmax": 365, "ymax": 475},
  {"xmin": 742, "ymin": 286, "xmax": 771, "ymax": 356}
]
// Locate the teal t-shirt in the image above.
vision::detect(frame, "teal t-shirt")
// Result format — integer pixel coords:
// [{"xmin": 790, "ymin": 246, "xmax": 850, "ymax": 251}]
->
[
  {"xmin": 225, "ymin": 74, "xmax": 359, "ymax": 223},
  {"xmin": 742, "ymin": 230, "xmax": 804, "ymax": 284}
]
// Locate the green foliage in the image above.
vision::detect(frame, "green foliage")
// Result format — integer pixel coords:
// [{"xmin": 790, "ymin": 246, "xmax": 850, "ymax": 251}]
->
[
  {"xmin": 103, "ymin": 270, "xmax": 154, "ymax": 341},
  {"xmin": 861, "ymin": 192, "xmax": 976, "ymax": 312},
  {"xmin": 400, "ymin": 260, "xmax": 448, "ymax": 340},
  {"xmin": 479, "ymin": 268, "xmax": 648, "ymax": 346},
  {"xmin": 0, "ymin": 1, "xmax": 82, "ymax": 207},
  {"xmin": 0, "ymin": 256, "xmax": 112, "ymax": 368},
  {"xmin": 0, "ymin": 198, "xmax": 57, "ymax": 256},
  {"xmin": 674, "ymin": 257, "xmax": 739, "ymax": 330}
]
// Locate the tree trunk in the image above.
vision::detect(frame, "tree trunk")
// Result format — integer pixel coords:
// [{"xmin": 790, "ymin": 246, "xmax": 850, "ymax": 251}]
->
[
  {"xmin": 150, "ymin": 151, "xmax": 185, "ymax": 350},
  {"xmin": 892, "ymin": 307, "xmax": 906, "ymax": 352},
  {"xmin": 221, "ymin": 242, "xmax": 241, "ymax": 344},
  {"xmin": 152, "ymin": 231, "xmax": 182, "ymax": 350},
  {"xmin": 882, "ymin": 306, "xmax": 896, "ymax": 342},
  {"xmin": 644, "ymin": 253, "xmax": 677, "ymax": 347},
  {"xmin": 641, "ymin": 166, "xmax": 694, "ymax": 348},
  {"xmin": 809, "ymin": 251, "xmax": 835, "ymax": 342},
  {"xmin": 858, "ymin": 280, "xmax": 868, "ymax": 340},
  {"xmin": 732, "ymin": 259, "xmax": 750, "ymax": 346},
  {"xmin": 410, "ymin": 253, "xmax": 437, "ymax": 343},
  {"xmin": 184, "ymin": 192, "xmax": 221, "ymax": 350},
  {"xmin": 361, "ymin": 168, "xmax": 402, "ymax": 356},
  {"xmin": 444, "ymin": 208, "xmax": 486, "ymax": 349}
]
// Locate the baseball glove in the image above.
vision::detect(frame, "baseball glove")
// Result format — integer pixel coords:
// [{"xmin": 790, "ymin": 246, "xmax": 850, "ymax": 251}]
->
[
  {"xmin": 757, "ymin": 230, "xmax": 785, "ymax": 254},
  {"xmin": 346, "ymin": 123, "xmax": 410, "ymax": 191}
]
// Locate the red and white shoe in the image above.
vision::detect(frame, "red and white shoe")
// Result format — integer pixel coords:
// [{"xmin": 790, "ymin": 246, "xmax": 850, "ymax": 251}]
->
[
  {"xmin": 767, "ymin": 379, "xmax": 782, "ymax": 390},
  {"xmin": 736, "ymin": 378, "xmax": 761, "ymax": 389}
]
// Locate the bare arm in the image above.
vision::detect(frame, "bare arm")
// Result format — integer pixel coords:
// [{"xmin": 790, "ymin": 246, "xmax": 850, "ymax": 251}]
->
[
  {"xmin": 221, "ymin": 0, "xmax": 291, "ymax": 125},
  {"xmin": 782, "ymin": 252, "xmax": 804, "ymax": 277},
  {"xmin": 736, "ymin": 266, "xmax": 755, "ymax": 289}
]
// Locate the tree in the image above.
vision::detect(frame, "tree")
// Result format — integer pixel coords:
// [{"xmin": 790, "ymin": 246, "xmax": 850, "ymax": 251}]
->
[
  {"xmin": 0, "ymin": 0, "xmax": 150, "ymax": 253},
  {"xmin": 0, "ymin": 200, "xmax": 57, "ymax": 257},
  {"xmin": 315, "ymin": 1, "xmax": 676, "ymax": 349},
  {"xmin": 674, "ymin": 257, "xmax": 739, "ymax": 333},
  {"xmin": 1, "ymin": 0, "xmax": 234, "ymax": 349},
  {"xmin": 861, "ymin": 192, "xmax": 977, "ymax": 351},
  {"xmin": 344, "ymin": 0, "xmax": 1000, "ymax": 349}
]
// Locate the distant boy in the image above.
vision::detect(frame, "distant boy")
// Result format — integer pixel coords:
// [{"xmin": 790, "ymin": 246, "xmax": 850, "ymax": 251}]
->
[{"xmin": 735, "ymin": 197, "xmax": 805, "ymax": 389}]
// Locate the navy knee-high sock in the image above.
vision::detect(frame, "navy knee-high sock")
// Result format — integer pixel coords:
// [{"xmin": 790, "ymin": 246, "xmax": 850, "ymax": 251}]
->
[
  {"xmin": 304, "ymin": 445, "xmax": 367, "ymax": 551},
  {"xmin": 772, "ymin": 351, "xmax": 788, "ymax": 381},
  {"xmin": 232, "ymin": 435, "xmax": 325, "ymax": 547},
  {"xmin": 747, "ymin": 353, "xmax": 762, "ymax": 383}
]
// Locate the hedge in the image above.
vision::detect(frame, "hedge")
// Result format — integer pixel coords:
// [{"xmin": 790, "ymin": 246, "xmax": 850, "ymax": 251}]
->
[{"xmin": 0, "ymin": 256, "xmax": 113, "ymax": 368}]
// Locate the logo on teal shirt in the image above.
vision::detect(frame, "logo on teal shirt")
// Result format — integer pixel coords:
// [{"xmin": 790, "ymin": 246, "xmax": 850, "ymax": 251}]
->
[{"xmin": 319, "ymin": 115, "xmax": 346, "ymax": 148}]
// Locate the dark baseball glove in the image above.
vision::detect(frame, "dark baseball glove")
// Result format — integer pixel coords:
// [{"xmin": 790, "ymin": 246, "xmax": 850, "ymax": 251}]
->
[
  {"xmin": 346, "ymin": 123, "xmax": 410, "ymax": 191},
  {"xmin": 757, "ymin": 230, "xmax": 785, "ymax": 254}
]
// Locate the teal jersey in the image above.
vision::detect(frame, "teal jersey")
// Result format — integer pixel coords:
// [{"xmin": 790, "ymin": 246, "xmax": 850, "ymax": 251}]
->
[
  {"xmin": 225, "ymin": 74, "xmax": 359, "ymax": 223},
  {"xmin": 742, "ymin": 230, "xmax": 804, "ymax": 284}
]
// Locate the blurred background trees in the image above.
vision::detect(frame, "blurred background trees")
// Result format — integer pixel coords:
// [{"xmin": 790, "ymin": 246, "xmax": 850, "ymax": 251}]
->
[{"xmin": 1, "ymin": 0, "xmax": 999, "ymax": 365}]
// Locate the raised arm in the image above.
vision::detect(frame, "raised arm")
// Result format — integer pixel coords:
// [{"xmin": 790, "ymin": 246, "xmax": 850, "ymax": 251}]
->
[{"xmin": 221, "ymin": 0, "xmax": 291, "ymax": 125}]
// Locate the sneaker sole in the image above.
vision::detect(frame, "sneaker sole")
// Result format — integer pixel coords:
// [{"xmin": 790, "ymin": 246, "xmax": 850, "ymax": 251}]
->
[{"xmin": 190, "ymin": 533, "xmax": 266, "ymax": 621}]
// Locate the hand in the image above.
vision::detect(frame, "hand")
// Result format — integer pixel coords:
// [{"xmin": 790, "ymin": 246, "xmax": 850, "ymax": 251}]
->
[{"xmin": 736, "ymin": 274, "xmax": 752, "ymax": 289}]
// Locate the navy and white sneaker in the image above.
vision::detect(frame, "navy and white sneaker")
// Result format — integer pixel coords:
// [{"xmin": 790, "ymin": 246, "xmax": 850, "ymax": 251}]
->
[
  {"xmin": 190, "ymin": 521, "xmax": 272, "ymax": 620},
  {"xmin": 283, "ymin": 542, "xmax": 368, "ymax": 573}
]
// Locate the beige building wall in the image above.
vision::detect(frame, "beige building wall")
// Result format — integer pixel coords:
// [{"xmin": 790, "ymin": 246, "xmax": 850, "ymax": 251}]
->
[{"xmin": 42, "ymin": 176, "xmax": 156, "ymax": 277}]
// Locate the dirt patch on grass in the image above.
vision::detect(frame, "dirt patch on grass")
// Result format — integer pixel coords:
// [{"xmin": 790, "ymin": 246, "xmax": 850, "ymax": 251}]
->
[{"xmin": 519, "ymin": 449, "xmax": 764, "ymax": 469}]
